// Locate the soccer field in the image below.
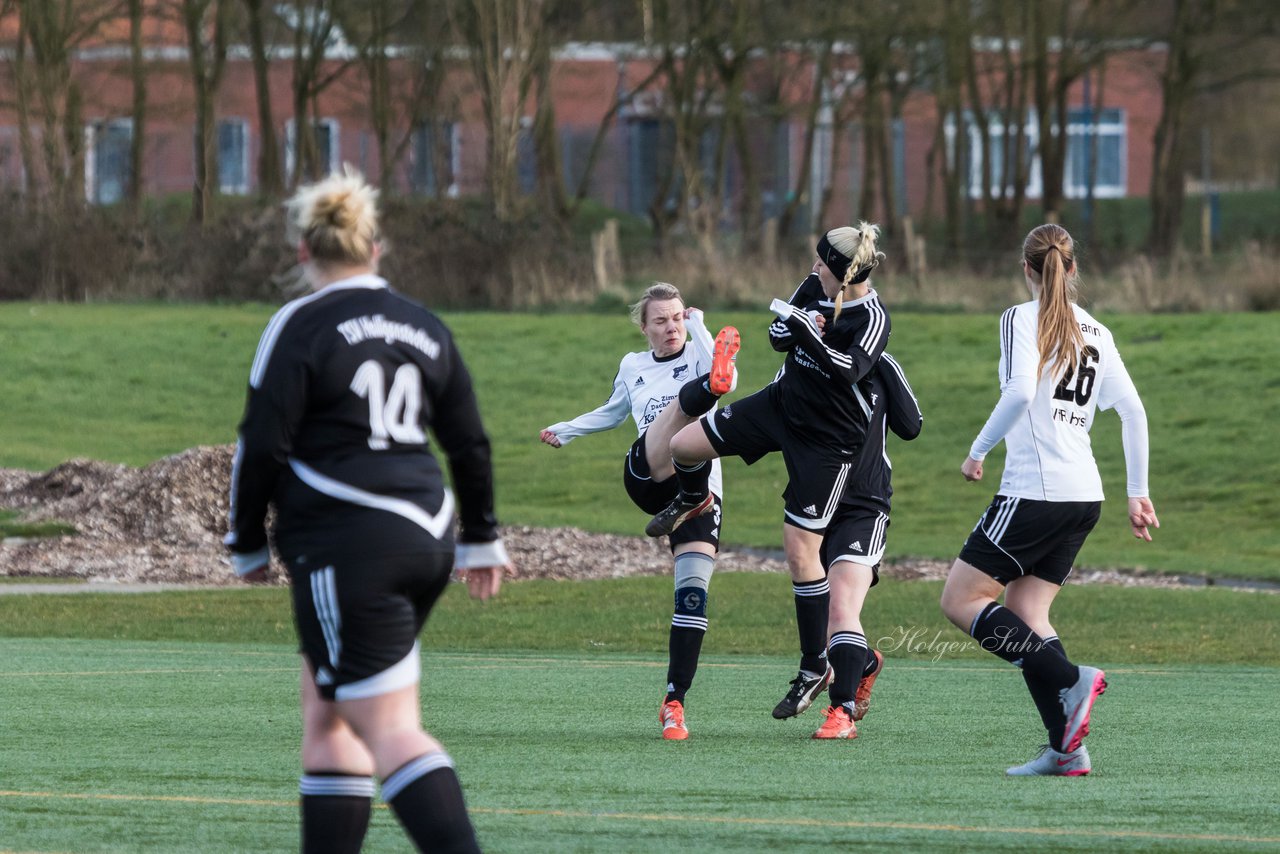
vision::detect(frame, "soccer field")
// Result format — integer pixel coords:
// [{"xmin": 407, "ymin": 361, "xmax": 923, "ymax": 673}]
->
[{"xmin": 3, "ymin": 637, "xmax": 1278, "ymax": 853}]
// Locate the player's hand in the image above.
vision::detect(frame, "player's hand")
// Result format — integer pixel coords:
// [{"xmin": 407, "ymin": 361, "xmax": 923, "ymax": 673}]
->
[
  {"xmin": 809, "ymin": 311, "xmax": 826, "ymax": 336},
  {"xmin": 1128, "ymin": 496, "xmax": 1159, "ymax": 542},
  {"xmin": 539, "ymin": 429, "xmax": 562, "ymax": 448},
  {"xmin": 961, "ymin": 456, "xmax": 983, "ymax": 481},
  {"xmin": 461, "ymin": 565, "xmax": 507, "ymax": 601}
]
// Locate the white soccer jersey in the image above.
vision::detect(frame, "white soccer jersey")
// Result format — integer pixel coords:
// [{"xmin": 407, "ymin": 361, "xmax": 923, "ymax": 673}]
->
[
  {"xmin": 544, "ymin": 311, "xmax": 724, "ymax": 496},
  {"xmin": 969, "ymin": 301, "xmax": 1147, "ymax": 502}
]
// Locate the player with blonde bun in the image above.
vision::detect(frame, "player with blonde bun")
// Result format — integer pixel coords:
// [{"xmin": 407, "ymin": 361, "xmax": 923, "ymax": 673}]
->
[{"xmin": 228, "ymin": 165, "xmax": 511, "ymax": 852}]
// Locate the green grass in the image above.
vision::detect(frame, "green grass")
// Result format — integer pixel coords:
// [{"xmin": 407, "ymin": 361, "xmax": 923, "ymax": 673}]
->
[
  {"xmin": 0, "ymin": 508, "xmax": 76, "ymax": 539},
  {"xmin": 1, "ymin": 577, "xmax": 1276, "ymax": 666},
  {"xmin": 0, "ymin": 304, "xmax": 1277, "ymax": 578},
  {"xmin": 1, "ymin": 634, "xmax": 1277, "ymax": 852}
]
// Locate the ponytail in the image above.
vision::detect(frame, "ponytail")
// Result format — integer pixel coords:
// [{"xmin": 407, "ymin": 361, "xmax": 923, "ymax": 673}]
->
[
  {"xmin": 824, "ymin": 221, "xmax": 886, "ymax": 321},
  {"xmin": 1024, "ymin": 224, "xmax": 1084, "ymax": 381}
]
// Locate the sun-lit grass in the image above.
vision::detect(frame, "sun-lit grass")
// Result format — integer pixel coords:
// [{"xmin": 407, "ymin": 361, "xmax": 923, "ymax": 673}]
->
[
  {"xmin": 1, "ymin": 633, "xmax": 1277, "ymax": 853},
  {"xmin": 0, "ymin": 304, "xmax": 1276, "ymax": 578}
]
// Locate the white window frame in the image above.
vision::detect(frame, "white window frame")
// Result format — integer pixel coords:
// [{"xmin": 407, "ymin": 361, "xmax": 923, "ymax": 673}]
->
[
  {"xmin": 84, "ymin": 117, "xmax": 134, "ymax": 204},
  {"xmin": 1064, "ymin": 108, "xmax": 1127, "ymax": 199},
  {"xmin": 217, "ymin": 118, "xmax": 251, "ymax": 195},
  {"xmin": 410, "ymin": 120, "xmax": 459, "ymax": 197},
  {"xmin": 285, "ymin": 117, "xmax": 341, "ymax": 179},
  {"xmin": 945, "ymin": 107, "xmax": 1127, "ymax": 200}
]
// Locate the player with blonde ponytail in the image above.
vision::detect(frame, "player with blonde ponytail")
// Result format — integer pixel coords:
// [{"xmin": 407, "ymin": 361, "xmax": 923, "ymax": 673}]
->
[
  {"xmin": 940, "ymin": 223, "xmax": 1159, "ymax": 777},
  {"xmin": 646, "ymin": 221, "xmax": 895, "ymax": 730},
  {"xmin": 828, "ymin": 222, "xmax": 887, "ymax": 322}
]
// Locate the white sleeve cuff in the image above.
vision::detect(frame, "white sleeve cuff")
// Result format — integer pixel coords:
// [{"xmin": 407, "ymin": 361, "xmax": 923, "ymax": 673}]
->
[
  {"xmin": 230, "ymin": 547, "xmax": 270, "ymax": 576},
  {"xmin": 769, "ymin": 298, "xmax": 795, "ymax": 320},
  {"xmin": 455, "ymin": 540, "xmax": 510, "ymax": 570}
]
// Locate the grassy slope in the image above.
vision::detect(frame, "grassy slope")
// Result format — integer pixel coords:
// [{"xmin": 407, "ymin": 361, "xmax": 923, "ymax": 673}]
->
[{"xmin": 0, "ymin": 304, "xmax": 1276, "ymax": 577}]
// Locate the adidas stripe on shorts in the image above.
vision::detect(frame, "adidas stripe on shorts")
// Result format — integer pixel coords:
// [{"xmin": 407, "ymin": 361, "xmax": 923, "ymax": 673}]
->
[
  {"xmin": 820, "ymin": 506, "xmax": 887, "ymax": 586},
  {"xmin": 700, "ymin": 385, "xmax": 853, "ymax": 532},
  {"xmin": 959, "ymin": 495, "xmax": 1101, "ymax": 586},
  {"xmin": 289, "ymin": 547, "xmax": 452, "ymax": 701}
]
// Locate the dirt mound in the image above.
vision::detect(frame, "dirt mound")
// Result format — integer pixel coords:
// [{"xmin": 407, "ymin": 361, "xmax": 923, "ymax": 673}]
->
[
  {"xmin": 0, "ymin": 447, "xmax": 1200, "ymax": 589},
  {"xmin": 0, "ymin": 448, "xmax": 237, "ymax": 583},
  {"xmin": 0, "ymin": 447, "xmax": 796, "ymax": 585}
]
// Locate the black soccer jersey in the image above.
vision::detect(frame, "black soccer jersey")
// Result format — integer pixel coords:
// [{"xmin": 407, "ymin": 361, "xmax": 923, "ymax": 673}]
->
[
  {"xmin": 839, "ymin": 353, "xmax": 922, "ymax": 513},
  {"xmin": 226, "ymin": 275, "xmax": 499, "ymax": 562},
  {"xmin": 766, "ymin": 276, "xmax": 891, "ymax": 452}
]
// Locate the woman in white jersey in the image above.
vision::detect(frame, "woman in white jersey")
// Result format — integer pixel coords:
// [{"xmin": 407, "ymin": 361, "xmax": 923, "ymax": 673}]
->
[
  {"xmin": 540, "ymin": 282, "xmax": 739, "ymax": 740},
  {"xmin": 939, "ymin": 223, "xmax": 1159, "ymax": 777}
]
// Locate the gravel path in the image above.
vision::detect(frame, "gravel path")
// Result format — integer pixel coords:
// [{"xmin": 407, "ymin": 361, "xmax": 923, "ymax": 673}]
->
[{"xmin": 2, "ymin": 449, "xmax": 1270, "ymax": 593}]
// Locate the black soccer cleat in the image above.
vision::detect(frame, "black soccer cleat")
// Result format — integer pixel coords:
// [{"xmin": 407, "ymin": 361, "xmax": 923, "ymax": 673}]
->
[
  {"xmin": 645, "ymin": 494, "xmax": 715, "ymax": 538},
  {"xmin": 771, "ymin": 664, "xmax": 834, "ymax": 719}
]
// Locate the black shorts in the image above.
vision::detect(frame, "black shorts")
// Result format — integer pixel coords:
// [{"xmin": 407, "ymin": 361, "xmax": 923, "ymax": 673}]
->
[
  {"xmin": 623, "ymin": 434, "xmax": 721, "ymax": 552},
  {"xmin": 287, "ymin": 547, "xmax": 452, "ymax": 701},
  {"xmin": 821, "ymin": 507, "xmax": 887, "ymax": 587},
  {"xmin": 701, "ymin": 386, "xmax": 851, "ymax": 532},
  {"xmin": 959, "ymin": 495, "xmax": 1101, "ymax": 586}
]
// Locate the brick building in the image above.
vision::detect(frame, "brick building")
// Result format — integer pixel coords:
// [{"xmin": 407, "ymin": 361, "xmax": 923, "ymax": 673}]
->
[{"xmin": 0, "ymin": 8, "xmax": 1165, "ymax": 229}]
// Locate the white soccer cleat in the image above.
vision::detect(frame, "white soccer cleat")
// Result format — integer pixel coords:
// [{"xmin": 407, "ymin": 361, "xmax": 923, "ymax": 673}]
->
[
  {"xmin": 1059, "ymin": 665, "xmax": 1107, "ymax": 753},
  {"xmin": 1006, "ymin": 743, "xmax": 1091, "ymax": 777}
]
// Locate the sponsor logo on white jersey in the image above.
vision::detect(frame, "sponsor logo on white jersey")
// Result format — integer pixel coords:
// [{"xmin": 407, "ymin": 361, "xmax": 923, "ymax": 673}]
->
[
  {"xmin": 673, "ymin": 365, "xmax": 689, "ymax": 380},
  {"xmin": 634, "ymin": 376, "xmax": 645, "ymax": 386}
]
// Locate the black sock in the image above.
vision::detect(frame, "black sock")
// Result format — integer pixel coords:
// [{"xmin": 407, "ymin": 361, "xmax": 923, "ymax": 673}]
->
[
  {"xmin": 969, "ymin": 603, "xmax": 1078, "ymax": 688},
  {"xmin": 384, "ymin": 754, "xmax": 479, "ymax": 854},
  {"xmin": 1023, "ymin": 635, "xmax": 1068, "ymax": 748},
  {"xmin": 827, "ymin": 631, "xmax": 869, "ymax": 708},
  {"xmin": 673, "ymin": 459, "xmax": 712, "ymax": 504},
  {"xmin": 666, "ymin": 625, "xmax": 705, "ymax": 703},
  {"xmin": 299, "ymin": 772, "xmax": 374, "ymax": 854},
  {"xmin": 793, "ymin": 577, "xmax": 830, "ymax": 674},
  {"xmin": 678, "ymin": 373, "xmax": 719, "ymax": 416},
  {"xmin": 862, "ymin": 649, "xmax": 882, "ymax": 677}
]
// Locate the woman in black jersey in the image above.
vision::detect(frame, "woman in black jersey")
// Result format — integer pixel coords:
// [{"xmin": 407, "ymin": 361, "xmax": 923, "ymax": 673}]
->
[
  {"xmin": 809, "ymin": 353, "xmax": 922, "ymax": 739},
  {"xmin": 647, "ymin": 222, "xmax": 891, "ymax": 722},
  {"xmin": 226, "ymin": 168, "xmax": 511, "ymax": 853}
]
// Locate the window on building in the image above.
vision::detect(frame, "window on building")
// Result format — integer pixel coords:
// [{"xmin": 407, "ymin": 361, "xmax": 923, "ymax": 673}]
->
[
  {"xmin": 218, "ymin": 119, "xmax": 250, "ymax": 195},
  {"xmin": 517, "ymin": 124, "xmax": 537, "ymax": 195},
  {"xmin": 285, "ymin": 118, "xmax": 340, "ymax": 181},
  {"xmin": 1065, "ymin": 108, "xmax": 1126, "ymax": 198},
  {"xmin": 410, "ymin": 121, "xmax": 456, "ymax": 196},
  {"xmin": 87, "ymin": 119, "xmax": 133, "ymax": 205},
  {"xmin": 947, "ymin": 107, "xmax": 1126, "ymax": 200}
]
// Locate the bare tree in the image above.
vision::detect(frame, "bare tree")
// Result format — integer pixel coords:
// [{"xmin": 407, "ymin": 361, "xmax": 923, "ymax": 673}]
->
[
  {"xmin": 777, "ymin": 39, "xmax": 834, "ymax": 239},
  {"xmin": 243, "ymin": 0, "xmax": 282, "ymax": 194},
  {"xmin": 451, "ymin": 0, "xmax": 555, "ymax": 221},
  {"xmin": 927, "ymin": 0, "xmax": 969, "ymax": 249},
  {"xmin": 1145, "ymin": 0, "xmax": 1280, "ymax": 253},
  {"xmin": 127, "ymin": 0, "xmax": 146, "ymax": 210},
  {"xmin": 179, "ymin": 0, "xmax": 230, "ymax": 224},
  {"xmin": 11, "ymin": 0, "xmax": 118, "ymax": 210},
  {"xmin": 286, "ymin": 0, "xmax": 354, "ymax": 186}
]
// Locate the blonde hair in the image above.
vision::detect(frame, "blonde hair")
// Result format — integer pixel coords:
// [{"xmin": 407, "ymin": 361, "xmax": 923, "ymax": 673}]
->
[
  {"xmin": 1024, "ymin": 223, "xmax": 1084, "ymax": 381},
  {"xmin": 828, "ymin": 221, "xmax": 886, "ymax": 321},
  {"xmin": 629, "ymin": 282, "xmax": 683, "ymax": 327},
  {"xmin": 286, "ymin": 165, "xmax": 381, "ymax": 266}
]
